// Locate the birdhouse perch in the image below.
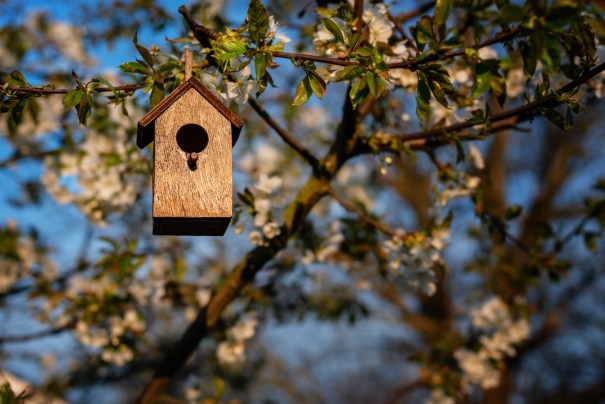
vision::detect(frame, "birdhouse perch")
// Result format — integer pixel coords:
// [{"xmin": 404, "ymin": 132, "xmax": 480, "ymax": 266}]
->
[{"xmin": 137, "ymin": 77, "xmax": 244, "ymax": 236}]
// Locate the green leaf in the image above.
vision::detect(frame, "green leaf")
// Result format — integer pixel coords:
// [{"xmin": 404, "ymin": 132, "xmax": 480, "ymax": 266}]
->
[
  {"xmin": 429, "ymin": 79, "xmax": 448, "ymax": 107},
  {"xmin": 416, "ymin": 78, "xmax": 431, "ymax": 121},
  {"xmin": 255, "ymin": 52, "xmax": 269, "ymax": 93},
  {"xmin": 7, "ymin": 70, "xmax": 27, "ymax": 87},
  {"xmin": 219, "ymin": 39, "xmax": 247, "ymax": 54},
  {"xmin": 333, "ymin": 66, "xmax": 366, "ymax": 82},
  {"xmin": 91, "ymin": 78, "xmax": 117, "ymax": 98},
  {"xmin": 158, "ymin": 61, "xmax": 180, "ymax": 73},
  {"xmin": 366, "ymin": 72, "xmax": 376, "ymax": 97},
  {"xmin": 292, "ymin": 77, "xmax": 312, "ymax": 106},
  {"xmin": 119, "ymin": 61, "xmax": 149, "ymax": 75},
  {"xmin": 411, "ymin": 16, "xmax": 434, "ymax": 51},
  {"xmin": 505, "ymin": 205, "xmax": 523, "ymax": 220},
  {"xmin": 8, "ymin": 95, "xmax": 30, "ymax": 126},
  {"xmin": 71, "ymin": 70, "xmax": 82, "ymax": 86},
  {"xmin": 542, "ymin": 107, "xmax": 569, "ymax": 130},
  {"xmin": 133, "ymin": 32, "xmax": 154, "ymax": 69},
  {"xmin": 434, "ymin": 0, "xmax": 453, "ymax": 40},
  {"xmin": 308, "ymin": 73, "xmax": 326, "ymax": 99},
  {"xmin": 498, "ymin": 4, "xmax": 526, "ymax": 24},
  {"xmin": 350, "ymin": 76, "xmax": 369, "ymax": 109},
  {"xmin": 150, "ymin": 80, "xmax": 165, "ymax": 108},
  {"xmin": 248, "ymin": 0, "xmax": 269, "ymax": 45},
  {"xmin": 400, "ymin": 142, "xmax": 416, "ymax": 165},
  {"xmin": 0, "ymin": 382, "xmax": 18, "ymax": 404},
  {"xmin": 321, "ymin": 18, "xmax": 347, "ymax": 45},
  {"xmin": 472, "ymin": 63, "xmax": 492, "ymax": 98},
  {"xmin": 63, "ymin": 89, "xmax": 84, "ymax": 109},
  {"xmin": 76, "ymin": 94, "xmax": 92, "ymax": 126}
]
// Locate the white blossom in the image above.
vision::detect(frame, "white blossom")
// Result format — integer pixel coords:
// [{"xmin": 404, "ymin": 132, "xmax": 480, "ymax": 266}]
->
[
  {"xmin": 454, "ymin": 349, "xmax": 501, "ymax": 390},
  {"xmin": 471, "ymin": 296, "xmax": 510, "ymax": 329},
  {"xmin": 216, "ymin": 340, "xmax": 246, "ymax": 367},
  {"xmin": 468, "ymin": 144, "xmax": 485, "ymax": 170},
  {"xmin": 249, "ymin": 230, "xmax": 264, "ymax": 245},
  {"xmin": 101, "ymin": 345, "xmax": 134, "ymax": 367},
  {"xmin": 230, "ymin": 313, "xmax": 258, "ymax": 342},
  {"xmin": 255, "ymin": 174, "xmax": 282, "ymax": 194},
  {"xmin": 267, "ymin": 15, "xmax": 291, "ymax": 43},
  {"xmin": 478, "ymin": 46, "xmax": 498, "ymax": 60},
  {"xmin": 428, "ymin": 389, "xmax": 456, "ymax": 404},
  {"xmin": 263, "ymin": 221, "xmax": 281, "ymax": 239}
]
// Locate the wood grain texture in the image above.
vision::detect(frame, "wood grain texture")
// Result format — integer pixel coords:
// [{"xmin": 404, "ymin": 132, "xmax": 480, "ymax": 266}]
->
[{"xmin": 152, "ymin": 89, "xmax": 232, "ymax": 221}]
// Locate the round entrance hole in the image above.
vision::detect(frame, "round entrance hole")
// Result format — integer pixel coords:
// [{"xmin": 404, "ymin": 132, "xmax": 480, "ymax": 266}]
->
[{"xmin": 176, "ymin": 124, "xmax": 209, "ymax": 154}]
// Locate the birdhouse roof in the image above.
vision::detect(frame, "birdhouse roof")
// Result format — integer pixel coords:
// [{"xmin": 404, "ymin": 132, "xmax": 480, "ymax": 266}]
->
[{"xmin": 137, "ymin": 77, "xmax": 244, "ymax": 149}]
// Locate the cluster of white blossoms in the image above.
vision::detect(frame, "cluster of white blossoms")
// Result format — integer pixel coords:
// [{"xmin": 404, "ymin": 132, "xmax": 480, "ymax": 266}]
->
[
  {"xmin": 434, "ymin": 144, "xmax": 485, "ymax": 207},
  {"xmin": 199, "ymin": 14, "xmax": 289, "ymax": 106},
  {"xmin": 301, "ymin": 220, "xmax": 345, "ymax": 264},
  {"xmin": 454, "ymin": 296, "xmax": 530, "ymax": 390},
  {"xmin": 247, "ymin": 173, "xmax": 283, "ymax": 245},
  {"xmin": 40, "ymin": 112, "xmax": 143, "ymax": 225},
  {"xmin": 381, "ymin": 226, "xmax": 449, "ymax": 296},
  {"xmin": 216, "ymin": 312, "xmax": 258, "ymax": 367},
  {"xmin": 0, "ymin": 220, "xmax": 57, "ymax": 293},
  {"xmin": 314, "ymin": 1, "xmax": 395, "ymax": 53},
  {"xmin": 73, "ymin": 307, "xmax": 144, "ymax": 367},
  {"xmin": 238, "ymin": 141, "xmax": 288, "ymax": 246}
]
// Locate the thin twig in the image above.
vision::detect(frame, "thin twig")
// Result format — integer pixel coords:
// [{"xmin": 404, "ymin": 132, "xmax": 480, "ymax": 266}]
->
[
  {"xmin": 387, "ymin": 11, "xmax": 418, "ymax": 54},
  {"xmin": 394, "ymin": 1, "xmax": 435, "ymax": 24},
  {"xmin": 0, "ymin": 323, "xmax": 73, "ymax": 344},
  {"xmin": 354, "ymin": 0, "xmax": 364, "ymax": 32},
  {"xmin": 248, "ymin": 99, "xmax": 320, "ymax": 169},
  {"xmin": 3, "ymin": 83, "xmax": 144, "ymax": 95},
  {"xmin": 329, "ymin": 188, "xmax": 400, "ymax": 238},
  {"xmin": 388, "ymin": 61, "xmax": 605, "ymax": 144}
]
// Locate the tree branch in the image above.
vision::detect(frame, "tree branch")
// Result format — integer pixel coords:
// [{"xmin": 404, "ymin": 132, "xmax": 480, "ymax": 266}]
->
[
  {"xmin": 368, "ymin": 61, "xmax": 605, "ymax": 152},
  {"xmin": 248, "ymin": 99, "xmax": 320, "ymax": 169},
  {"xmin": 137, "ymin": 8, "xmax": 364, "ymax": 402},
  {"xmin": 394, "ymin": 1, "xmax": 435, "ymax": 24},
  {"xmin": 329, "ymin": 188, "xmax": 401, "ymax": 238},
  {"xmin": 0, "ymin": 323, "xmax": 73, "ymax": 344},
  {"xmin": 2, "ymin": 83, "xmax": 145, "ymax": 95}
]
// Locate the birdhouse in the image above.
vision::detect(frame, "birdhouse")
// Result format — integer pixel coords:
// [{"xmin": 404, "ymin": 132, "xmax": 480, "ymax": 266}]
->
[{"xmin": 137, "ymin": 77, "xmax": 244, "ymax": 236}]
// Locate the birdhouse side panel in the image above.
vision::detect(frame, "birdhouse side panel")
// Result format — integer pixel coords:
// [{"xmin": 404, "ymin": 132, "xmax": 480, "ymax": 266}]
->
[{"xmin": 152, "ymin": 89, "xmax": 232, "ymax": 220}]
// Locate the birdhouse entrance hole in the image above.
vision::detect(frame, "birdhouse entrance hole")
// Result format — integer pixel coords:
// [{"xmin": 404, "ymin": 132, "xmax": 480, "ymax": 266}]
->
[{"xmin": 176, "ymin": 123, "xmax": 209, "ymax": 154}]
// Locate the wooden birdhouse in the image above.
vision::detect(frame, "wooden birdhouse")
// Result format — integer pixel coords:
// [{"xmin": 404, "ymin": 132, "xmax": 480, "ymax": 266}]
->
[{"xmin": 137, "ymin": 77, "xmax": 244, "ymax": 236}]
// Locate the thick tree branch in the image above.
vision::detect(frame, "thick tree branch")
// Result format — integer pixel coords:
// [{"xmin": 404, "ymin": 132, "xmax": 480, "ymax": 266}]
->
[{"xmin": 137, "ymin": 9, "xmax": 363, "ymax": 402}]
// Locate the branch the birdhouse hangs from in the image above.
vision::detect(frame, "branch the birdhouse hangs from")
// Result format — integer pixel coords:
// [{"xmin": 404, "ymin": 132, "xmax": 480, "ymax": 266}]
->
[{"xmin": 137, "ymin": 77, "xmax": 244, "ymax": 236}]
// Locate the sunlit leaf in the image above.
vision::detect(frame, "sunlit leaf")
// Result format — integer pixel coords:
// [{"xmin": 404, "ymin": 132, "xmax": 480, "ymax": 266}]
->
[
  {"xmin": 321, "ymin": 18, "xmax": 346, "ymax": 45},
  {"xmin": 248, "ymin": 0, "xmax": 269, "ymax": 45},
  {"xmin": 133, "ymin": 32, "xmax": 154, "ymax": 69},
  {"xmin": 63, "ymin": 89, "xmax": 84, "ymax": 109},
  {"xmin": 150, "ymin": 80, "xmax": 165, "ymax": 108},
  {"xmin": 292, "ymin": 77, "xmax": 312, "ymax": 106}
]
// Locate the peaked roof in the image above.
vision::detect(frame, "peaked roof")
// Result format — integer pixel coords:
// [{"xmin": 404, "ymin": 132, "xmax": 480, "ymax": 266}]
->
[{"xmin": 137, "ymin": 77, "xmax": 244, "ymax": 149}]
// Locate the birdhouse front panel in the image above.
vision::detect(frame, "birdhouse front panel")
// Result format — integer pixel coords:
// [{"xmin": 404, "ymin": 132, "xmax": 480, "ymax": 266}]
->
[{"xmin": 152, "ymin": 88, "xmax": 232, "ymax": 235}]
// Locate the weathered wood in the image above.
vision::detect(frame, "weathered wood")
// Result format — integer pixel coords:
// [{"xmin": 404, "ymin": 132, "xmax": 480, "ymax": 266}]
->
[
  {"xmin": 152, "ymin": 89, "xmax": 232, "ymax": 235},
  {"xmin": 184, "ymin": 48, "xmax": 193, "ymax": 81},
  {"xmin": 136, "ymin": 77, "xmax": 243, "ymax": 236}
]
